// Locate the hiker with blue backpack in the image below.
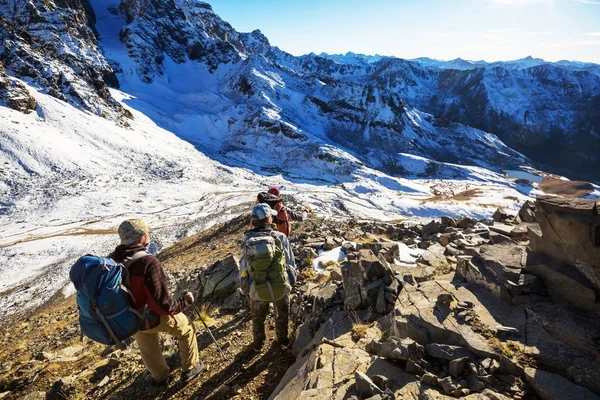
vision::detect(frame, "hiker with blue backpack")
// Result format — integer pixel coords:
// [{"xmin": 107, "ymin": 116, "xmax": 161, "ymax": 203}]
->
[
  {"xmin": 109, "ymin": 219, "xmax": 204, "ymax": 384},
  {"xmin": 240, "ymin": 203, "xmax": 297, "ymax": 352},
  {"xmin": 70, "ymin": 218, "xmax": 204, "ymax": 385}
]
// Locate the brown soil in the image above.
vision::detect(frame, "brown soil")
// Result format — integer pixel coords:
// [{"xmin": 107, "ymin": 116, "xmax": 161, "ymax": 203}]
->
[
  {"xmin": 421, "ymin": 188, "xmax": 483, "ymax": 203},
  {"xmin": 538, "ymin": 177, "xmax": 594, "ymax": 198}
]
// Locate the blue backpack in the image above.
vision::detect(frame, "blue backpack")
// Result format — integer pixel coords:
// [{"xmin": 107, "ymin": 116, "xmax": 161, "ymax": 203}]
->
[{"xmin": 69, "ymin": 253, "xmax": 147, "ymax": 349}]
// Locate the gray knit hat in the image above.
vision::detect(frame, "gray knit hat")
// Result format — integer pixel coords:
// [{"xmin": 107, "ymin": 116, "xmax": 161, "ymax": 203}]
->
[{"xmin": 118, "ymin": 218, "xmax": 150, "ymax": 245}]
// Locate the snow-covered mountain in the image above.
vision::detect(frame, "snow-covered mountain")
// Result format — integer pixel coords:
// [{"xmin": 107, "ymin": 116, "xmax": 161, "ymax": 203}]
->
[{"xmin": 0, "ymin": 0, "xmax": 599, "ymax": 319}]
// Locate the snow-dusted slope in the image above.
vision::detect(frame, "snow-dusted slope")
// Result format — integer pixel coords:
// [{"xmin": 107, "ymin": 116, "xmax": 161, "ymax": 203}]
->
[{"xmin": 0, "ymin": 0, "xmax": 597, "ymax": 320}]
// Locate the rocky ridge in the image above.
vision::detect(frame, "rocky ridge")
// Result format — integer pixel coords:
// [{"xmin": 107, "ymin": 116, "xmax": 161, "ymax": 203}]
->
[
  {"xmin": 2, "ymin": 196, "xmax": 600, "ymax": 399},
  {"xmin": 0, "ymin": 0, "xmax": 130, "ymax": 122}
]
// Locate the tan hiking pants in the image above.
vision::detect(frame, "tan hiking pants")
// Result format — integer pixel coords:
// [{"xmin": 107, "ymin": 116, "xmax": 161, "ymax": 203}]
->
[{"xmin": 134, "ymin": 313, "xmax": 199, "ymax": 382}]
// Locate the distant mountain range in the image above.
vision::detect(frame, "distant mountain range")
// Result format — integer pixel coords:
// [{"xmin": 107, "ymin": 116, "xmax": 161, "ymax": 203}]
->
[{"xmin": 0, "ymin": 0, "xmax": 598, "ymax": 182}]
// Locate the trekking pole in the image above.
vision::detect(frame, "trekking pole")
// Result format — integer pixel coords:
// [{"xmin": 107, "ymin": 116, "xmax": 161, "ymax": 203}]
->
[{"xmin": 188, "ymin": 301, "xmax": 227, "ymax": 360}]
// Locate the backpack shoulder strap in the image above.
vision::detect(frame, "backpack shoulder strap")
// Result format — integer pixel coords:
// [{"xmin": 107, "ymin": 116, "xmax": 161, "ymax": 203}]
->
[{"xmin": 123, "ymin": 250, "xmax": 150, "ymax": 268}]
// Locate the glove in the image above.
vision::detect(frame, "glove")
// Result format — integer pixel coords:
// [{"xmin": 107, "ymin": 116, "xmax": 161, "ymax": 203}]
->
[
  {"xmin": 305, "ymin": 205, "xmax": 312, "ymax": 213},
  {"xmin": 183, "ymin": 291, "xmax": 194, "ymax": 304}
]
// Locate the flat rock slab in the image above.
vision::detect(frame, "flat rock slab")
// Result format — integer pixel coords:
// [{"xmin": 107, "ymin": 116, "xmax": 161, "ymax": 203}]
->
[
  {"xmin": 536, "ymin": 195, "xmax": 597, "ymax": 216},
  {"xmin": 524, "ymin": 368, "xmax": 600, "ymax": 400},
  {"xmin": 394, "ymin": 279, "xmax": 526, "ymax": 374},
  {"xmin": 270, "ymin": 324, "xmax": 417, "ymax": 399}
]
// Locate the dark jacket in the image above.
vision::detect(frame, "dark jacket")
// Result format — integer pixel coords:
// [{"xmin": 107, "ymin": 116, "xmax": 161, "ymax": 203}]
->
[{"xmin": 110, "ymin": 245, "xmax": 187, "ymax": 317}]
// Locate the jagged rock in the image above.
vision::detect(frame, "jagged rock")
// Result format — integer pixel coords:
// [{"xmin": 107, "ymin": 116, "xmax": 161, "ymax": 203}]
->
[
  {"xmin": 439, "ymin": 376, "xmax": 461, "ymax": 395},
  {"xmin": 524, "ymin": 368, "xmax": 600, "ymax": 400},
  {"xmin": 342, "ymin": 258, "xmax": 368, "ymax": 310},
  {"xmin": 525, "ymin": 262, "xmax": 596, "ymax": 310},
  {"xmin": 46, "ymin": 377, "xmax": 77, "ymax": 400},
  {"xmin": 366, "ymin": 337, "xmax": 425, "ymax": 362},
  {"xmin": 418, "ymin": 243, "xmax": 450, "ymax": 270},
  {"xmin": 518, "ymin": 200, "xmax": 536, "ymax": 223},
  {"xmin": 426, "ymin": 344, "xmax": 471, "ymax": 361},
  {"xmin": 0, "ymin": 62, "xmax": 37, "ymax": 113},
  {"xmin": 489, "ymin": 223, "xmax": 528, "ymax": 241},
  {"xmin": 441, "ymin": 216, "xmax": 458, "ymax": 228},
  {"xmin": 449, "ymin": 357, "xmax": 469, "ymax": 377},
  {"xmin": 466, "ymin": 374, "xmax": 485, "ymax": 393},
  {"xmin": 405, "ymin": 360, "xmax": 426, "ymax": 376},
  {"xmin": 531, "ymin": 196, "xmax": 600, "ymax": 292},
  {"xmin": 523, "ymin": 301, "xmax": 600, "ymax": 394},
  {"xmin": 393, "ymin": 280, "xmax": 524, "ymax": 376},
  {"xmin": 481, "ymin": 358, "xmax": 500, "ymax": 374},
  {"xmin": 422, "ymin": 220, "xmax": 443, "ymax": 238},
  {"xmin": 222, "ymin": 290, "xmax": 244, "ymax": 310},
  {"xmin": 388, "ymin": 242, "xmax": 423, "ymax": 265},
  {"xmin": 489, "ymin": 231, "xmax": 514, "ymax": 245},
  {"xmin": 355, "ymin": 371, "xmax": 385, "ymax": 397},
  {"xmin": 457, "ymin": 217, "xmax": 477, "ymax": 230},
  {"xmin": 371, "ymin": 375, "xmax": 389, "ymax": 391},
  {"xmin": 459, "ymin": 244, "xmax": 526, "ymax": 298},
  {"xmin": 420, "ymin": 373, "xmax": 440, "ymax": 387},
  {"xmin": 492, "ymin": 207, "xmax": 510, "ymax": 223},
  {"xmin": 359, "ymin": 249, "xmax": 388, "ymax": 281},
  {"xmin": 200, "ymin": 256, "xmax": 240, "ymax": 299},
  {"xmin": 292, "ymin": 324, "xmax": 312, "ymax": 356}
]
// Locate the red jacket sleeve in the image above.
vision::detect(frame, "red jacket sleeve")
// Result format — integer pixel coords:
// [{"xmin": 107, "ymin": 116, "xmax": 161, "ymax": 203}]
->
[{"xmin": 143, "ymin": 257, "xmax": 186, "ymax": 315}]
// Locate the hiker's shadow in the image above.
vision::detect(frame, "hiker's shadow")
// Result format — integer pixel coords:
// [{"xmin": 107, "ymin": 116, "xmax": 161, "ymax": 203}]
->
[
  {"xmin": 191, "ymin": 310, "xmax": 251, "ymax": 352},
  {"xmin": 98, "ymin": 369, "xmax": 188, "ymax": 400},
  {"xmin": 191, "ymin": 345, "xmax": 280, "ymax": 400}
]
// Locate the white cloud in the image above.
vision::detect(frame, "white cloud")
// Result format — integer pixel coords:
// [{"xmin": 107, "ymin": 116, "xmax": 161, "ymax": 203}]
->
[
  {"xmin": 522, "ymin": 31, "xmax": 552, "ymax": 36},
  {"xmin": 544, "ymin": 39, "xmax": 600, "ymax": 48},
  {"xmin": 577, "ymin": 0, "xmax": 600, "ymax": 4},
  {"xmin": 492, "ymin": 0, "xmax": 547, "ymax": 3},
  {"xmin": 583, "ymin": 32, "xmax": 600, "ymax": 36}
]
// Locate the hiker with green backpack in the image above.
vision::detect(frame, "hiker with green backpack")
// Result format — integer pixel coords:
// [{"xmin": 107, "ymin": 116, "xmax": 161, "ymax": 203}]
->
[{"xmin": 240, "ymin": 203, "xmax": 298, "ymax": 352}]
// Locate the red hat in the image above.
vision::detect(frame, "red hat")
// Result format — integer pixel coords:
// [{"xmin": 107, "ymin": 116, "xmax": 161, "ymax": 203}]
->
[{"xmin": 268, "ymin": 187, "xmax": 280, "ymax": 196}]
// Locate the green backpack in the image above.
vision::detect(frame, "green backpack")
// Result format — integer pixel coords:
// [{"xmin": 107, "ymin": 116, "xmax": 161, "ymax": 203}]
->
[{"xmin": 243, "ymin": 229, "xmax": 290, "ymax": 301}]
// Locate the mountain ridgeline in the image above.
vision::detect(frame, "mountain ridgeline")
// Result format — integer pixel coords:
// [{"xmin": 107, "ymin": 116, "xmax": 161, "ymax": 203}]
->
[{"xmin": 1, "ymin": 0, "xmax": 599, "ymax": 181}]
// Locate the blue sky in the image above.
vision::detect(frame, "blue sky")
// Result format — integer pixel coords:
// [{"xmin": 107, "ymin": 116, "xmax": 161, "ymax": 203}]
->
[{"xmin": 207, "ymin": 0, "xmax": 600, "ymax": 63}]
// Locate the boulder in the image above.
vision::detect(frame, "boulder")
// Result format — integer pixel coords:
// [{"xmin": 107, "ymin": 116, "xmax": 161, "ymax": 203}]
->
[
  {"xmin": 417, "ymin": 243, "xmax": 450, "ymax": 270},
  {"xmin": 531, "ymin": 196, "xmax": 600, "ymax": 292},
  {"xmin": 292, "ymin": 324, "xmax": 312, "ymax": 356},
  {"xmin": 355, "ymin": 371, "xmax": 384, "ymax": 398},
  {"xmin": 524, "ymin": 368, "xmax": 600, "ymax": 400},
  {"xmin": 525, "ymin": 263, "xmax": 596, "ymax": 310},
  {"xmin": 200, "ymin": 256, "xmax": 240, "ymax": 299},
  {"xmin": 457, "ymin": 216, "xmax": 477, "ymax": 230},
  {"xmin": 342, "ymin": 259, "xmax": 368, "ymax": 309},
  {"xmin": 518, "ymin": 200, "xmax": 536, "ymax": 223},
  {"xmin": 492, "ymin": 207, "xmax": 510, "ymax": 223}
]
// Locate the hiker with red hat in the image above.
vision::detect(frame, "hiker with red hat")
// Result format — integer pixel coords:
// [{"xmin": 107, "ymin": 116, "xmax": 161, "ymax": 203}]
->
[{"xmin": 256, "ymin": 187, "xmax": 311, "ymax": 237}]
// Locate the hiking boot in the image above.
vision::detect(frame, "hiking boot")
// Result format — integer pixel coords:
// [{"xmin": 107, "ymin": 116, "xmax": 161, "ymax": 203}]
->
[
  {"xmin": 242, "ymin": 344, "xmax": 261, "ymax": 353},
  {"xmin": 151, "ymin": 376, "xmax": 170, "ymax": 388},
  {"xmin": 181, "ymin": 361, "xmax": 204, "ymax": 382},
  {"xmin": 277, "ymin": 337, "xmax": 290, "ymax": 351}
]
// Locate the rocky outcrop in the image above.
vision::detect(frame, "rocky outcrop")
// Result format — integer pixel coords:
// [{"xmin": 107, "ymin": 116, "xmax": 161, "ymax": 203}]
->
[
  {"xmin": 528, "ymin": 196, "xmax": 600, "ymax": 293},
  {"xmin": 0, "ymin": 60, "xmax": 36, "ymax": 113},
  {"xmin": 0, "ymin": 0, "xmax": 130, "ymax": 121}
]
